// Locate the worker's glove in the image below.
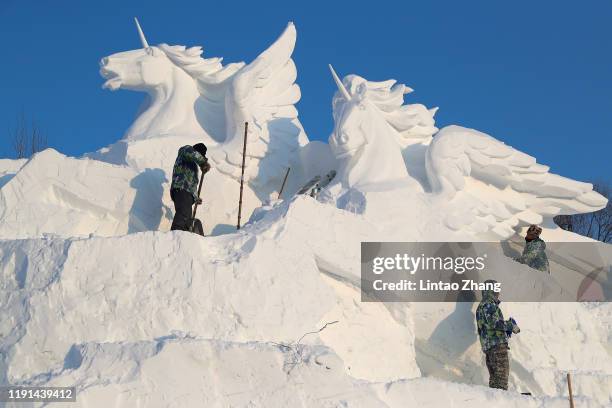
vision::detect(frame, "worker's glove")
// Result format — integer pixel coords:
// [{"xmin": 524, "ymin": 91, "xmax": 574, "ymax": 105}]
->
[
  {"xmin": 200, "ymin": 161, "xmax": 211, "ymax": 174},
  {"xmin": 509, "ymin": 317, "xmax": 520, "ymax": 334},
  {"xmin": 195, "ymin": 198, "xmax": 202, "ymax": 205}
]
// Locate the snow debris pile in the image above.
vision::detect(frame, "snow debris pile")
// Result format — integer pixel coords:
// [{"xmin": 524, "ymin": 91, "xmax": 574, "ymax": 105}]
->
[{"xmin": 0, "ymin": 20, "xmax": 610, "ymax": 408}]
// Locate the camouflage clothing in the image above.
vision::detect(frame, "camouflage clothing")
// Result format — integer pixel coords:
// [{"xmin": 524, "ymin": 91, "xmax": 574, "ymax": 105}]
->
[
  {"xmin": 485, "ymin": 343, "xmax": 509, "ymax": 390},
  {"xmin": 515, "ymin": 237, "xmax": 550, "ymax": 273},
  {"xmin": 475, "ymin": 292, "xmax": 514, "ymax": 352},
  {"xmin": 171, "ymin": 145, "xmax": 207, "ymax": 200}
]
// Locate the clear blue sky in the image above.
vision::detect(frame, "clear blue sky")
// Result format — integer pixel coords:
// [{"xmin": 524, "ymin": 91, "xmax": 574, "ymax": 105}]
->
[{"xmin": 1, "ymin": 0, "xmax": 610, "ymax": 182}]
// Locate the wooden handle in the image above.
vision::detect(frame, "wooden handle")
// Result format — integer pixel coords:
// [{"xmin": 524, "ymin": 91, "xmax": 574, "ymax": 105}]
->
[
  {"xmin": 567, "ymin": 373, "xmax": 575, "ymax": 408},
  {"xmin": 191, "ymin": 170, "xmax": 205, "ymax": 218},
  {"xmin": 190, "ymin": 162, "xmax": 206, "ymax": 231},
  {"xmin": 278, "ymin": 167, "xmax": 291, "ymax": 199},
  {"xmin": 237, "ymin": 122, "xmax": 248, "ymax": 230}
]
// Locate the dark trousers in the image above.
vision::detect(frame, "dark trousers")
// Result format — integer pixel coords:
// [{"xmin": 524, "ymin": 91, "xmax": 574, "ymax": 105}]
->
[
  {"xmin": 485, "ymin": 343, "xmax": 509, "ymax": 390},
  {"xmin": 170, "ymin": 189, "xmax": 194, "ymax": 231}
]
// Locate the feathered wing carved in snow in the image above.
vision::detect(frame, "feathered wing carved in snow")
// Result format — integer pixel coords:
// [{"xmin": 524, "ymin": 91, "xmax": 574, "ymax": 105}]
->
[
  {"xmin": 325, "ymin": 69, "xmax": 606, "ymax": 239},
  {"xmin": 99, "ymin": 20, "xmax": 306, "ymax": 194},
  {"xmin": 206, "ymin": 22, "xmax": 307, "ymax": 191},
  {"xmin": 426, "ymin": 125, "xmax": 608, "ymax": 238}
]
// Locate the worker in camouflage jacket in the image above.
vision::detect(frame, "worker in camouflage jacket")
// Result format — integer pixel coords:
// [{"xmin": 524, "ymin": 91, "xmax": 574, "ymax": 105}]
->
[
  {"xmin": 170, "ymin": 143, "xmax": 211, "ymax": 231},
  {"xmin": 515, "ymin": 225, "xmax": 550, "ymax": 273},
  {"xmin": 475, "ymin": 281, "xmax": 520, "ymax": 390}
]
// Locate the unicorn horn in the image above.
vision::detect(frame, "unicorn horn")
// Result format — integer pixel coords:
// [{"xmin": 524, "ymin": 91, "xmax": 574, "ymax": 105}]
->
[
  {"xmin": 328, "ymin": 64, "xmax": 351, "ymax": 101},
  {"xmin": 134, "ymin": 17, "xmax": 149, "ymax": 48}
]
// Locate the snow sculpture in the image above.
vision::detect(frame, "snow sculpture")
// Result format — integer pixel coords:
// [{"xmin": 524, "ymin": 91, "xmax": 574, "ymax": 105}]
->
[
  {"xmin": 327, "ymin": 66, "xmax": 608, "ymax": 238},
  {"xmin": 328, "ymin": 65, "xmax": 434, "ymax": 190},
  {"xmin": 99, "ymin": 19, "xmax": 234, "ymax": 142},
  {"xmin": 425, "ymin": 125, "xmax": 608, "ymax": 237},
  {"xmin": 207, "ymin": 22, "xmax": 307, "ymax": 191},
  {"xmin": 100, "ymin": 19, "xmax": 307, "ymax": 192}
]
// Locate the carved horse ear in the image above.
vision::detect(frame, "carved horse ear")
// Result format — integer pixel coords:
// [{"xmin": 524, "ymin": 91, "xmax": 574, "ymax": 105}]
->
[
  {"xmin": 355, "ymin": 82, "xmax": 368, "ymax": 102},
  {"xmin": 134, "ymin": 17, "xmax": 150, "ymax": 49},
  {"xmin": 328, "ymin": 64, "xmax": 351, "ymax": 101}
]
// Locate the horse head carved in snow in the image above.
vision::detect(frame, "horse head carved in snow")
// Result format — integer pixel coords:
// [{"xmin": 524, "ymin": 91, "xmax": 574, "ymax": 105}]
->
[
  {"xmin": 99, "ymin": 18, "xmax": 241, "ymax": 142},
  {"xmin": 328, "ymin": 65, "xmax": 437, "ymax": 190},
  {"xmin": 100, "ymin": 19, "xmax": 172, "ymax": 92},
  {"xmin": 99, "ymin": 19, "xmax": 306, "ymax": 196}
]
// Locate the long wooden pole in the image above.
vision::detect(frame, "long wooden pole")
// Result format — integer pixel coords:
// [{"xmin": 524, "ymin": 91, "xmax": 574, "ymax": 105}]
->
[
  {"xmin": 567, "ymin": 373, "xmax": 575, "ymax": 408},
  {"xmin": 237, "ymin": 122, "xmax": 248, "ymax": 230},
  {"xmin": 278, "ymin": 167, "xmax": 291, "ymax": 199}
]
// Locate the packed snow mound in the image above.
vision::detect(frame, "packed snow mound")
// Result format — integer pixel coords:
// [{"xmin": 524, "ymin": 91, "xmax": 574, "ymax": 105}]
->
[
  {"xmin": 13, "ymin": 337, "xmax": 592, "ymax": 408},
  {"xmin": 13, "ymin": 339, "xmax": 601, "ymax": 408},
  {"xmin": 0, "ymin": 158, "xmax": 26, "ymax": 192},
  {"xmin": 33, "ymin": 337, "xmax": 387, "ymax": 408},
  {"xmin": 0, "ymin": 149, "xmax": 149, "ymax": 238},
  {"xmin": 0, "ymin": 147, "xmax": 262, "ymax": 238},
  {"xmin": 1, "ymin": 196, "xmax": 611, "ymax": 406},
  {"xmin": 1, "ymin": 198, "xmax": 421, "ymax": 386},
  {"xmin": 0, "ymin": 137, "xmax": 326, "ymax": 240},
  {"xmin": 0, "ymin": 158, "xmax": 26, "ymax": 178}
]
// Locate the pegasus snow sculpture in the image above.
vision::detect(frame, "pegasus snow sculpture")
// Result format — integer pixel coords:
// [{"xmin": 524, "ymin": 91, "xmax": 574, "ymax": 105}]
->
[
  {"xmin": 425, "ymin": 126, "xmax": 608, "ymax": 237},
  {"xmin": 100, "ymin": 19, "xmax": 307, "ymax": 192},
  {"xmin": 327, "ymin": 66, "xmax": 608, "ymax": 239},
  {"xmin": 327, "ymin": 65, "xmax": 438, "ymax": 191}
]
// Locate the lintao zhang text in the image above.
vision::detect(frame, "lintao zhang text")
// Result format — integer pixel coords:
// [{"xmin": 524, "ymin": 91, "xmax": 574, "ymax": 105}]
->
[{"xmin": 372, "ymin": 279, "xmax": 501, "ymax": 293}]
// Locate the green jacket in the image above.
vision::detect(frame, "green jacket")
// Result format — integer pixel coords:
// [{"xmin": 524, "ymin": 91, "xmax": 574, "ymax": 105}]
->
[
  {"xmin": 475, "ymin": 292, "xmax": 514, "ymax": 352},
  {"xmin": 515, "ymin": 238, "xmax": 550, "ymax": 273},
  {"xmin": 171, "ymin": 145, "xmax": 207, "ymax": 200}
]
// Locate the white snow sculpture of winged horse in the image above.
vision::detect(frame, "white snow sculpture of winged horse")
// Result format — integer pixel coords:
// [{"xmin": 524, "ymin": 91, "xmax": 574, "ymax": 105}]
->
[
  {"xmin": 327, "ymin": 65, "xmax": 608, "ymax": 239},
  {"xmin": 327, "ymin": 65, "xmax": 438, "ymax": 191},
  {"xmin": 100, "ymin": 19, "xmax": 307, "ymax": 192}
]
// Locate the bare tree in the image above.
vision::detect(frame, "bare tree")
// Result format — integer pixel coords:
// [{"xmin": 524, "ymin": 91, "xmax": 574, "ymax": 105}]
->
[
  {"xmin": 11, "ymin": 112, "xmax": 28, "ymax": 159},
  {"xmin": 554, "ymin": 181, "xmax": 612, "ymax": 243},
  {"xmin": 29, "ymin": 120, "xmax": 47, "ymax": 156},
  {"xmin": 9, "ymin": 112, "xmax": 47, "ymax": 159},
  {"xmin": 554, "ymin": 214, "xmax": 573, "ymax": 232}
]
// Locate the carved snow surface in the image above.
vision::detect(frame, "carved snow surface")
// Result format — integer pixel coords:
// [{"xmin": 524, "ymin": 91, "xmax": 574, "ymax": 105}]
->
[
  {"xmin": 0, "ymin": 21, "xmax": 610, "ymax": 407},
  {"xmin": 326, "ymin": 68, "xmax": 607, "ymax": 239},
  {"xmin": 425, "ymin": 125, "xmax": 608, "ymax": 238},
  {"xmin": 99, "ymin": 20, "xmax": 307, "ymax": 195},
  {"xmin": 327, "ymin": 68, "xmax": 429, "ymax": 191},
  {"xmin": 1, "ymin": 197, "xmax": 611, "ymax": 407},
  {"xmin": 206, "ymin": 23, "xmax": 308, "ymax": 193},
  {"xmin": 0, "ymin": 147, "xmax": 263, "ymax": 238}
]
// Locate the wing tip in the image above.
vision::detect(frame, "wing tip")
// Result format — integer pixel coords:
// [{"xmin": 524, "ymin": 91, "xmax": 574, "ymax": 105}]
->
[
  {"xmin": 285, "ymin": 21, "xmax": 297, "ymax": 37},
  {"xmin": 577, "ymin": 190, "xmax": 608, "ymax": 209}
]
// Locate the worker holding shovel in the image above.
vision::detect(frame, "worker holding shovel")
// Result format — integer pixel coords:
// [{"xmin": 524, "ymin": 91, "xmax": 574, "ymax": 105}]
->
[{"xmin": 169, "ymin": 143, "xmax": 210, "ymax": 234}]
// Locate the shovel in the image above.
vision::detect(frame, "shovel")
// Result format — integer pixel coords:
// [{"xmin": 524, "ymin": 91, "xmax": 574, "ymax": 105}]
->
[{"xmin": 190, "ymin": 169, "xmax": 205, "ymax": 236}]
